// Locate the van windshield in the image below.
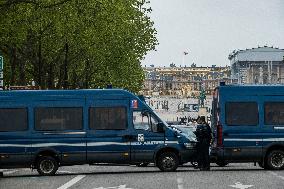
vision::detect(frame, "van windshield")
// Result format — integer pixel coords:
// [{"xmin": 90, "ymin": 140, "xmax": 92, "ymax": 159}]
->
[{"xmin": 169, "ymin": 125, "xmax": 197, "ymax": 141}]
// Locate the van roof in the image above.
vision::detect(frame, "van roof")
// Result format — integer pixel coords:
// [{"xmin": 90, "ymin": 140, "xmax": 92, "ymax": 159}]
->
[
  {"xmin": 0, "ymin": 89, "xmax": 134, "ymax": 98},
  {"xmin": 218, "ymin": 85, "xmax": 284, "ymax": 96}
]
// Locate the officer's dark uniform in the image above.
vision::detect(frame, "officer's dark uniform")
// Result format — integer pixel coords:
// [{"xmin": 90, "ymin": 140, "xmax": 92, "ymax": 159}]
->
[{"xmin": 194, "ymin": 120, "xmax": 212, "ymax": 170}]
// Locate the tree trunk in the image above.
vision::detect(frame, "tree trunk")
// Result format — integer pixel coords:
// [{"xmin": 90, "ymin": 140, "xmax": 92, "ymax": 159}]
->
[
  {"xmin": 47, "ymin": 63, "xmax": 54, "ymax": 89},
  {"xmin": 71, "ymin": 70, "xmax": 77, "ymax": 89},
  {"xmin": 63, "ymin": 42, "xmax": 68, "ymax": 89},
  {"xmin": 37, "ymin": 38, "xmax": 42, "ymax": 88},
  {"xmin": 84, "ymin": 60, "xmax": 90, "ymax": 88},
  {"xmin": 10, "ymin": 47, "xmax": 16, "ymax": 86},
  {"xmin": 18, "ymin": 59, "xmax": 26, "ymax": 85}
]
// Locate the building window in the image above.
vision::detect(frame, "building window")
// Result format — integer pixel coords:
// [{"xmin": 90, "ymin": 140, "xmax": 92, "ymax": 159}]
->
[
  {"xmin": 35, "ymin": 107, "xmax": 83, "ymax": 131},
  {"xmin": 0, "ymin": 108, "xmax": 28, "ymax": 132},
  {"xmin": 265, "ymin": 102, "xmax": 284, "ymax": 125},
  {"xmin": 89, "ymin": 107, "xmax": 127, "ymax": 130},
  {"xmin": 226, "ymin": 102, "xmax": 258, "ymax": 126}
]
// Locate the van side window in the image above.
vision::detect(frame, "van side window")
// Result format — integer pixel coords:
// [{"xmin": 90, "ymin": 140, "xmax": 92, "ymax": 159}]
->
[
  {"xmin": 133, "ymin": 111, "xmax": 159, "ymax": 132},
  {"xmin": 0, "ymin": 108, "xmax": 28, "ymax": 132},
  {"xmin": 226, "ymin": 102, "xmax": 258, "ymax": 126},
  {"xmin": 265, "ymin": 102, "xmax": 284, "ymax": 125},
  {"xmin": 35, "ymin": 107, "xmax": 83, "ymax": 131},
  {"xmin": 133, "ymin": 111, "xmax": 150, "ymax": 131},
  {"xmin": 89, "ymin": 107, "xmax": 127, "ymax": 130}
]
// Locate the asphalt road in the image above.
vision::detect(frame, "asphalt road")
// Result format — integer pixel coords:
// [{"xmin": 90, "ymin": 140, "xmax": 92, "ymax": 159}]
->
[{"xmin": 1, "ymin": 163, "xmax": 284, "ymax": 189}]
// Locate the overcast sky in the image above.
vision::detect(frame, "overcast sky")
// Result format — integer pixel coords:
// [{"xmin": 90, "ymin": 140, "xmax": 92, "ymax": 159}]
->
[{"xmin": 142, "ymin": 0, "xmax": 284, "ymax": 67}]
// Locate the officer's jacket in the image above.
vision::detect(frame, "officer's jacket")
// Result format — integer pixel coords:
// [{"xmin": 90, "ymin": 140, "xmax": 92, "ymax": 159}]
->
[{"xmin": 194, "ymin": 124, "xmax": 212, "ymax": 144}]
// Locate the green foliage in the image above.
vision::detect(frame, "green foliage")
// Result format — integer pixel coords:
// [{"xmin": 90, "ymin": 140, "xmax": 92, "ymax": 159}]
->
[{"xmin": 0, "ymin": 0, "xmax": 157, "ymax": 93}]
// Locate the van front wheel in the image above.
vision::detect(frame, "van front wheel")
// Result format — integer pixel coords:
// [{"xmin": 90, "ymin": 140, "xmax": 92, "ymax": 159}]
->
[
  {"xmin": 36, "ymin": 156, "xmax": 59, "ymax": 176},
  {"xmin": 157, "ymin": 152, "xmax": 179, "ymax": 172},
  {"xmin": 267, "ymin": 150, "xmax": 284, "ymax": 170}
]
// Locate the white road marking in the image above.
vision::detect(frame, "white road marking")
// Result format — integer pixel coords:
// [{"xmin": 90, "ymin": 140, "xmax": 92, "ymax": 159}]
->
[
  {"xmin": 4, "ymin": 170, "xmax": 18, "ymax": 175},
  {"xmin": 57, "ymin": 175, "xmax": 86, "ymax": 189},
  {"xmin": 229, "ymin": 182, "xmax": 253, "ymax": 189},
  {"xmin": 93, "ymin": 185, "xmax": 132, "ymax": 189},
  {"xmin": 176, "ymin": 173, "xmax": 184, "ymax": 189},
  {"xmin": 269, "ymin": 171, "xmax": 284, "ymax": 181},
  {"xmin": 57, "ymin": 170, "xmax": 74, "ymax": 174}
]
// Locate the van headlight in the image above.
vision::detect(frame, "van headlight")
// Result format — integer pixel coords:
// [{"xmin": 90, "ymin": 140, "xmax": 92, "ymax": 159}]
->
[
  {"xmin": 184, "ymin": 142, "xmax": 195, "ymax": 149},
  {"xmin": 190, "ymin": 137, "xmax": 197, "ymax": 142}
]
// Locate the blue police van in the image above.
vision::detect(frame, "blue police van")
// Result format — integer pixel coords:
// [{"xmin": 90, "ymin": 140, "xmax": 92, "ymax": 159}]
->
[
  {"xmin": 0, "ymin": 89, "xmax": 196, "ymax": 175},
  {"xmin": 211, "ymin": 85, "xmax": 284, "ymax": 170}
]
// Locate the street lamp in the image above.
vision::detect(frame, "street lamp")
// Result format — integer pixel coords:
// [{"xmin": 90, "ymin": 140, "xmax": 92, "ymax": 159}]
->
[{"xmin": 182, "ymin": 51, "xmax": 189, "ymax": 67}]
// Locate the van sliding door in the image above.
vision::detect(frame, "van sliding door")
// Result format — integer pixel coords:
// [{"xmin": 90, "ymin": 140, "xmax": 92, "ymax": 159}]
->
[
  {"xmin": 261, "ymin": 96, "xmax": 284, "ymax": 152},
  {"xmin": 223, "ymin": 97, "xmax": 263, "ymax": 161},
  {"xmin": 87, "ymin": 99, "xmax": 130, "ymax": 163},
  {"xmin": 32, "ymin": 99, "xmax": 86, "ymax": 165}
]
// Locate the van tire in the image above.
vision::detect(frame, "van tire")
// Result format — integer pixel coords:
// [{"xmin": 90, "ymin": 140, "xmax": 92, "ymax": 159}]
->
[
  {"xmin": 216, "ymin": 161, "xmax": 228, "ymax": 167},
  {"xmin": 157, "ymin": 152, "xmax": 179, "ymax": 172},
  {"xmin": 36, "ymin": 156, "xmax": 59, "ymax": 176},
  {"xmin": 266, "ymin": 150, "xmax": 284, "ymax": 170}
]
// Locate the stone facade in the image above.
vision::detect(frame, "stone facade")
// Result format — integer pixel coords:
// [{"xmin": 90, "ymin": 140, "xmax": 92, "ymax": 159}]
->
[
  {"xmin": 229, "ymin": 46, "xmax": 284, "ymax": 84},
  {"xmin": 142, "ymin": 65, "xmax": 232, "ymax": 97}
]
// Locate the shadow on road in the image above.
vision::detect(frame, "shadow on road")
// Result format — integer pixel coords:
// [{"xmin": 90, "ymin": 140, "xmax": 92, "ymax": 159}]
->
[{"xmin": 1, "ymin": 167, "xmax": 268, "ymax": 179}]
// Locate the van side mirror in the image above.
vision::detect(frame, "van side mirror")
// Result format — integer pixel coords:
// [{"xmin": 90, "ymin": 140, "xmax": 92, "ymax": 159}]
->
[{"xmin": 157, "ymin": 122, "xmax": 164, "ymax": 133}]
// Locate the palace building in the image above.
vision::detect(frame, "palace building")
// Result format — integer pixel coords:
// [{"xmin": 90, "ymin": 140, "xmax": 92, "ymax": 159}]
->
[
  {"xmin": 142, "ymin": 65, "xmax": 232, "ymax": 97},
  {"xmin": 142, "ymin": 46, "xmax": 284, "ymax": 97},
  {"xmin": 229, "ymin": 46, "xmax": 284, "ymax": 84}
]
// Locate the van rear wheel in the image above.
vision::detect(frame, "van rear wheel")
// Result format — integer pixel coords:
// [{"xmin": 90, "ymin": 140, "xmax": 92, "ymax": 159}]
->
[
  {"xmin": 266, "ymin": 150, "xmax": 284, "ymax": 170},
  {"xmin": 36, "ymin": 156, "xmax": 59, "ymax": 176},
  {"xmin": 157, "ymin": 152, "xmax": 179, "ymax": 172}
]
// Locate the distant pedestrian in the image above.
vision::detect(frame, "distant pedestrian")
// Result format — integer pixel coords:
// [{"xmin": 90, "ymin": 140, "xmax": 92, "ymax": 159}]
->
[
  {"xmin": 188, "ymin": 116, "xmax": 191, "ymax": 123},
  {"xmin": 194, "ymin": 116, "xmax": 212, "ymax": 171},
  {"xmin": 180, "ymin": 117, "xmax": 186, "ymax": 124}
]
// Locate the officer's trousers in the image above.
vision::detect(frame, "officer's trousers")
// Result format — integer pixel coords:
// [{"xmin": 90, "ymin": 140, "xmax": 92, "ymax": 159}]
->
[{"xmin": 197, "ymin": 141, "xmax": 210, "ymax": 169}]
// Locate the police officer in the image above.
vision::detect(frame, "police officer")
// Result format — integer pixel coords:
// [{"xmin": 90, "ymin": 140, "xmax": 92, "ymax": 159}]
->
[{"xmin": 194, "ymin": 116, "xmax": 212, "ymax": 171}]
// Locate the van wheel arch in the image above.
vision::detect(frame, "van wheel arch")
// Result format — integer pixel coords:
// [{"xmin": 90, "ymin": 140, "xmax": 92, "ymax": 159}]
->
[
  {"xmin": 33, "ymin": 149, "xmax": 60, "ymax": 168},
  {"xmin": 265, "ymin": 145, "xmax": 284, "ymax": 159}
]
